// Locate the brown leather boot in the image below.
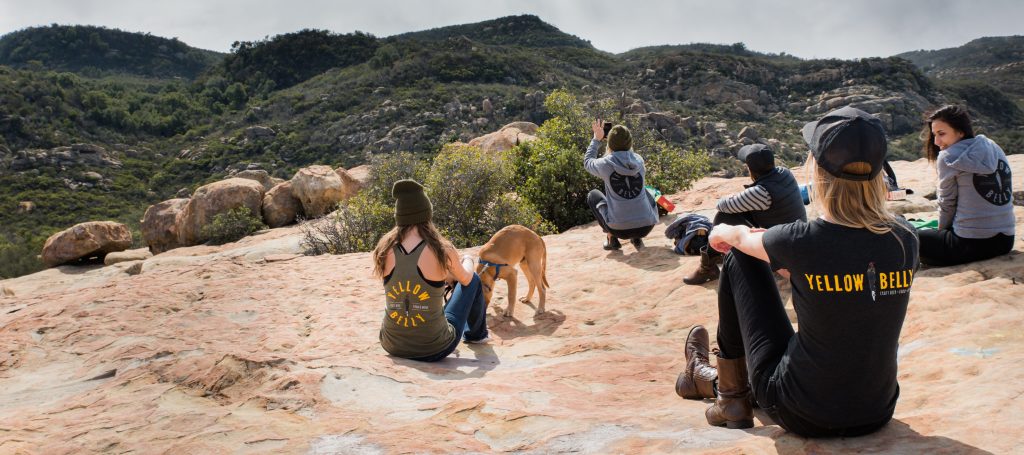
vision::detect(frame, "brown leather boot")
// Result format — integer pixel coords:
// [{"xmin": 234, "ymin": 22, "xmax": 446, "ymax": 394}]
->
[
  {"xmin": 675, "ymin": 325, "xmax": 717, "ymax": 399},
  {"xmin": 705, "ymin": 355, "xmax": 753, "ymax": 429},
  {"xmin": 683, "ymin": 246, "xmax": 720, "ymax": 285}
]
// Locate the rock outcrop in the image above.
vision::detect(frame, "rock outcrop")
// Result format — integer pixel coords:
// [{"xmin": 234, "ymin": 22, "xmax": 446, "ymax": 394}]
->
[
  {"xmin": 8, "ymin": 143, "xmax": 122, "ymax": 171},
  {"xmin": 467, "ymin": 121, "xmax": 539, "ymax": 152},
  {"xmin": 103, "ymin": 248, "xmax": 153, "ymax": 266},
  {"xmin": 232, "ymin": 169, "xmax": 276, "ymax": 192},
  {"xmin": 40, "ymin": 221, "xmax": 132, "ymax": 267},
  {"xmin": 262, "ymin": 181, "xmax": 304, "ymax": 228},
  {"xmin": 177, "ymin": 178, "xmax": 265, "ymax": 246},
  {"xmin": 291, "ymin": 165, "xmax": 346, "ymax": 218},
  {"xmin": 141, "ymin": 198, "xmax": 189, "ymax": 254}
]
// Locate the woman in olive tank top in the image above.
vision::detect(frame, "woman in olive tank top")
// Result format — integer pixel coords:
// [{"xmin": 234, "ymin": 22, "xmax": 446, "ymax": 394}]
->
[{"xmin": 372, "ymin": 180, "xmax": 489, "ymax": 361}]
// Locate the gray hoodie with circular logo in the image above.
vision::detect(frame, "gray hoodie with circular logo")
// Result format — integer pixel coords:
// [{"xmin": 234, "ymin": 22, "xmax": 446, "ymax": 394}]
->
[{"xmin": 936, "ymin": 135, "xmax": 1015, "ymax": 238}]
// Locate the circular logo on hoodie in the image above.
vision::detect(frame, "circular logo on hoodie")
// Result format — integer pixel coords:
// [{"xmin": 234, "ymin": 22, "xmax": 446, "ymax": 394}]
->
[
  {"xmin": 609, "ymin": 172, "xmax": 643, "ymax": 199},
  {"xmin": 973, "ymin": 159, "xmax": 1012, "ymax": 206}
]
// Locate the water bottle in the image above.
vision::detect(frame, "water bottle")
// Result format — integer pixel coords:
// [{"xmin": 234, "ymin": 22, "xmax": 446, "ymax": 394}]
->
[{"xmin": 799, "ymin": 184, "xmax": 811, "ymax": 205}]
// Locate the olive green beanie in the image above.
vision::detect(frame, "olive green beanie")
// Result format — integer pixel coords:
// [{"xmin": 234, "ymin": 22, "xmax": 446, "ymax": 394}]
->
[
  {"xmin": 392, "ymin": 179, "xmax": 432, "ymax": 226},
  {"xmin": 607, "ymin": 124, "xmax": 632, "ymax": 152}
]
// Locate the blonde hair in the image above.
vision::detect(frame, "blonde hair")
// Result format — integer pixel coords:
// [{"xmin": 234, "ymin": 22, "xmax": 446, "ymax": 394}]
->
[{"xmin": 806, "ymin": 155, "xmax": 896, "ymax": 235}]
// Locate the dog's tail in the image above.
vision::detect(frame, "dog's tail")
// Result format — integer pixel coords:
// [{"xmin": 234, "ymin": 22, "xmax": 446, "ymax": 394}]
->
[{"xmin": 541, "ymin": 238, "xmax": 549, "ymax": 289}]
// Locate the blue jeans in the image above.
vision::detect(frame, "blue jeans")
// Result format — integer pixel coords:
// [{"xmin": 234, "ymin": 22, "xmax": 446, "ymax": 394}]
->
[{"xmin": 410, "ymin": 273, "xmax": 489, "ymax": 362}]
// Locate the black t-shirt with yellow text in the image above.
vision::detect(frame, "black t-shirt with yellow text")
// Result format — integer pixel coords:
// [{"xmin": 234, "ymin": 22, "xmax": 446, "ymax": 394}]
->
[{"xmin": 763, "ymin": 218, "xmax": 919, "ymax": 428}]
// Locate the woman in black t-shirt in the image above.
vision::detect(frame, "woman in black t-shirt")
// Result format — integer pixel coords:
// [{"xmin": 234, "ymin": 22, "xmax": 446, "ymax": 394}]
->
[{"xmin": 674, "ymin": 107, "xmax": 919, "ymax": 437}]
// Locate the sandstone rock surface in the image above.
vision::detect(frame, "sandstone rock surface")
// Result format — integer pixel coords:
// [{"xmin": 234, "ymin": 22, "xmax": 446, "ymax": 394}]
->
[
  {"xmin": 103, "ymin": 248, "xmax": 153, "ymax": 266},
  {"xmin": 2, "ymin": 157, "xmax": 1022, "ymax": 453},
  {"xmin": 40, "ymin": 221, "xmax": 132, "ymax": 267}
]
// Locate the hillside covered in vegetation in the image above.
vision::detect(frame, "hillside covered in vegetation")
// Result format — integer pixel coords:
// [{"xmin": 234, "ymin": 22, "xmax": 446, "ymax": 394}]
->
[{"xmin": 1, "ymin": 16, "xmax": 1023, "ymax": 278}]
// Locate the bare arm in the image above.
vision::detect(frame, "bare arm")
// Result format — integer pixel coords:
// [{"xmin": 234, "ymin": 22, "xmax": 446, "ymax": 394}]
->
[
  {"xmin": 708, "ymin": 224, "xmax": 769, "ymax": 263},
  {"xmin": 446, "ymin": 248, "xmax": 475, "ymax": 286}
]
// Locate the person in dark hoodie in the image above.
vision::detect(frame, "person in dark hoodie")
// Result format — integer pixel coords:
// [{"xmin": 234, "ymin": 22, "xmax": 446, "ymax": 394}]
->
[
  {"xmin": 683, "ymin": 144, "xmax": 807, "ymax": 284},
  {"xmin": 919, "ymin": 105, "xmax": 1015, "ymax": 266},
  {"xmin": 585, "ymin": 120, "xmax": 660, "ymax": 250}
]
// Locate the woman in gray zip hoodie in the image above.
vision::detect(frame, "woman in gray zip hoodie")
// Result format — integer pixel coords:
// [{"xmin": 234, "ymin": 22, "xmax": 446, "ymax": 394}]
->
[
  {"xmin": 919, "ymin": 105, "xmax": 1015, "ymax": 266},
  {"xmin": 584, "ymin": 120, "xmax": 659, "ymax": 250}
]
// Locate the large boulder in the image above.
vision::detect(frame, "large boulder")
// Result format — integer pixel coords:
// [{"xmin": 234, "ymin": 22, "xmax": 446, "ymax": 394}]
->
[
  {"xmin": 233, "ymin": 170, "xmax": 276, "ymax": 191},
  {"xmin": 291, "ymin": 165, "xmax": 346, "ymax": 218},
  {"xmin": 346, "ymin": 165, "xmax": 372, "ymax": 189},
  {"xmin": 467, "ymin": 122, "xmax": 539, "ymax": 153},
  {"xmin": 177, "ymin": 178, "xmax": 266, "ymax": 246},
  {"xmin": 262, "ymin": 181, "xmax": 304, "ymax": 228},
  {"xmin": 141, "ymin": 198, "xmax": 190, "ymax": 254},
  {"xmin": 41, "ymin": 221, "xmax": 132, "ymax": 267},
  {"xmin": 334, "ymin": 167, "xmax": 365, "ymax": 199}
]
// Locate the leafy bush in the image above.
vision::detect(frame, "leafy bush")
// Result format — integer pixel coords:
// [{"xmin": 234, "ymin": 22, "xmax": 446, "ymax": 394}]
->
[
  {"xmin": 426, "ymin": 143, "xmax": 553, "ymax": 247},
  {"xmin": 0, "ymin": 235, "xmax": 43, "ymax": 279},
  {"xmin": 301, "ymin": 144, "xmax": 553, "ymax": 255},
  {"xmin": 200, "ymin": 207, "xmax": 266, "ymax": 245},
  {"xmin": 300, "ymin": 192, "xmax": 394, "ymax": 255}
]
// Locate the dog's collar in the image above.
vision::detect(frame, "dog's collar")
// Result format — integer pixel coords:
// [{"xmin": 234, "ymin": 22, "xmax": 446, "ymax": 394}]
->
[{"xmin": 477, "ymin": 259, "xmax": 508, "ymax": 291}]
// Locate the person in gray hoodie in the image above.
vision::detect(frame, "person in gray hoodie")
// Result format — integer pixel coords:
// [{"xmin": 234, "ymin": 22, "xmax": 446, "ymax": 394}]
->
[
  {"xmin": 920, "ymin": 105, "xmax": 1015, "ymax": 266},
  {"xmin": 585, "ymin": 120, "xmax": 659, "ymax": 250}
]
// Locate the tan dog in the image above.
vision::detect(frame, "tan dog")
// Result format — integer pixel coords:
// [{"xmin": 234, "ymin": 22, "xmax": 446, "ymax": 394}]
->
[{"xmin": 476, "ymin": 225, "xmax": 549, "ymax": 318}]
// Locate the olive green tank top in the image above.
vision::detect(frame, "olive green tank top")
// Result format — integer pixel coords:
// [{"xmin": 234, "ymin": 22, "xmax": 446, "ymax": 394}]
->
[{"xmin": 379, "ymin": 241, "xmax": 454, "ymax": 358}]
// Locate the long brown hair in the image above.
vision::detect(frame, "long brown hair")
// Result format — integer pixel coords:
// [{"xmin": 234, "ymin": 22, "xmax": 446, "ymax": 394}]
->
[
  {"xmin": 372, "ymin": 221, "xmax": 455, "ymax": 279},
  {"xmin": 922, "ymin": 105, "xmax": 975, "ymax": 163}
]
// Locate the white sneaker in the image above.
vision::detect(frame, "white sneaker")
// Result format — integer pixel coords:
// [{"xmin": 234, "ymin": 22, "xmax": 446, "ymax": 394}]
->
[{"xmin": 464, "ymin": 336, "xmax": 491, "ymax": 345}]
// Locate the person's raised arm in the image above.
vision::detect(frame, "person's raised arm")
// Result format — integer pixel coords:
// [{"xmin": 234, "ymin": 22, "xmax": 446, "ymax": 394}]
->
[
  {"xmin": 708, "ymin": 224, "xmax": 769, "ymax": 263},
  {"xmin": 446, "ymin": 247, "xmax": 475, "ymax": 286},
  {"xmin": 584, "ymin": 119, "xmax": 605, "ymax": 177}
]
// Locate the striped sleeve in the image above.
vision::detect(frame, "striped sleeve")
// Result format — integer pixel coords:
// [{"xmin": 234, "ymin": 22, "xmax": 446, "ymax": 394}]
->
[{"xmin": 716, "ymin": 185, "xmax": 772, "ymax": 213}]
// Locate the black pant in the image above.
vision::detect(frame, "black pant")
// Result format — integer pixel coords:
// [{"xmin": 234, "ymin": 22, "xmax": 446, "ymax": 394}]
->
[
  {"xmin": 918, "ymin": 229, "xmax": 1013, "ymax": 266},
  {"xmin": 712, "ymin": 211, "xmax": 755, "ymax": 228},
  {"xmin": 716, "ymin": 250, "xmax": 889, "ymax": 437},
  {"xmin": 587, "ymin": 189, "xmax": 654, "ymax": 239},
  {"xmin": 700, "ymin": 212, "xmax": 756, "ymax": 258}
]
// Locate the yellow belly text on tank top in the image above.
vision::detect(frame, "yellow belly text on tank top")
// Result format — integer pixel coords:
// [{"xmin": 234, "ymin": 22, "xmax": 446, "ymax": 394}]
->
[{"xmin": 387, "ymin": 280, "xmax": 433, "ymax": 328}]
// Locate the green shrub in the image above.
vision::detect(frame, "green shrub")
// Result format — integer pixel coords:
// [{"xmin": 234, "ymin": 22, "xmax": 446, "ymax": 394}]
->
[
  {"xmin": 0, "ymin": 236, "xmax": 44, "ymax": 279},
  {"xmin": 425, "ymin": 143, "xmax": 553, "ymax": 247},
  {"xmin": 364, "ymin": 151, "xmax": 430, "ymax": 201},
  {"xmin": 200, "ymin": 207, "xmax": 266, "ymax": 245},
  {"xmin": 302, "ymin": 143, "xmax": 553, "ymax": 255},
  {"xmin": 300, "ymin": 192, "xmax": 394, "ymax": 255}
]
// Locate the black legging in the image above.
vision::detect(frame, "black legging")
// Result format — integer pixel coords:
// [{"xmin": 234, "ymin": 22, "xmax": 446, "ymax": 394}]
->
[
  {"xmin": 918, "ymin": 229, "xmax": 1013, "ymax": 266},
  {"xmin": 586, "ymin": 189, "xmax": 654, "ymax": 240},
  {"xmin": 716, "ymin": 250, "xmax": 889, "ymax": 437}
]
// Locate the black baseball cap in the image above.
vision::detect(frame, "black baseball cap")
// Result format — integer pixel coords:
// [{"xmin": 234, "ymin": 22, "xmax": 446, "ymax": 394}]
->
[
  {"xmin": 737, "ymin": 144, "xmax": 775, "ymax": 176},
  {"xmin": 801, "ymin": 106, "xmax": 887, "ymax": 181}
]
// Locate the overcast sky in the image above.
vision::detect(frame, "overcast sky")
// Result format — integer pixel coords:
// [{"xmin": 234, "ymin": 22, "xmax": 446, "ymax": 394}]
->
[{"xmin": 1, "ymin": 0, "xmax": 1022, "ymax": 59}]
